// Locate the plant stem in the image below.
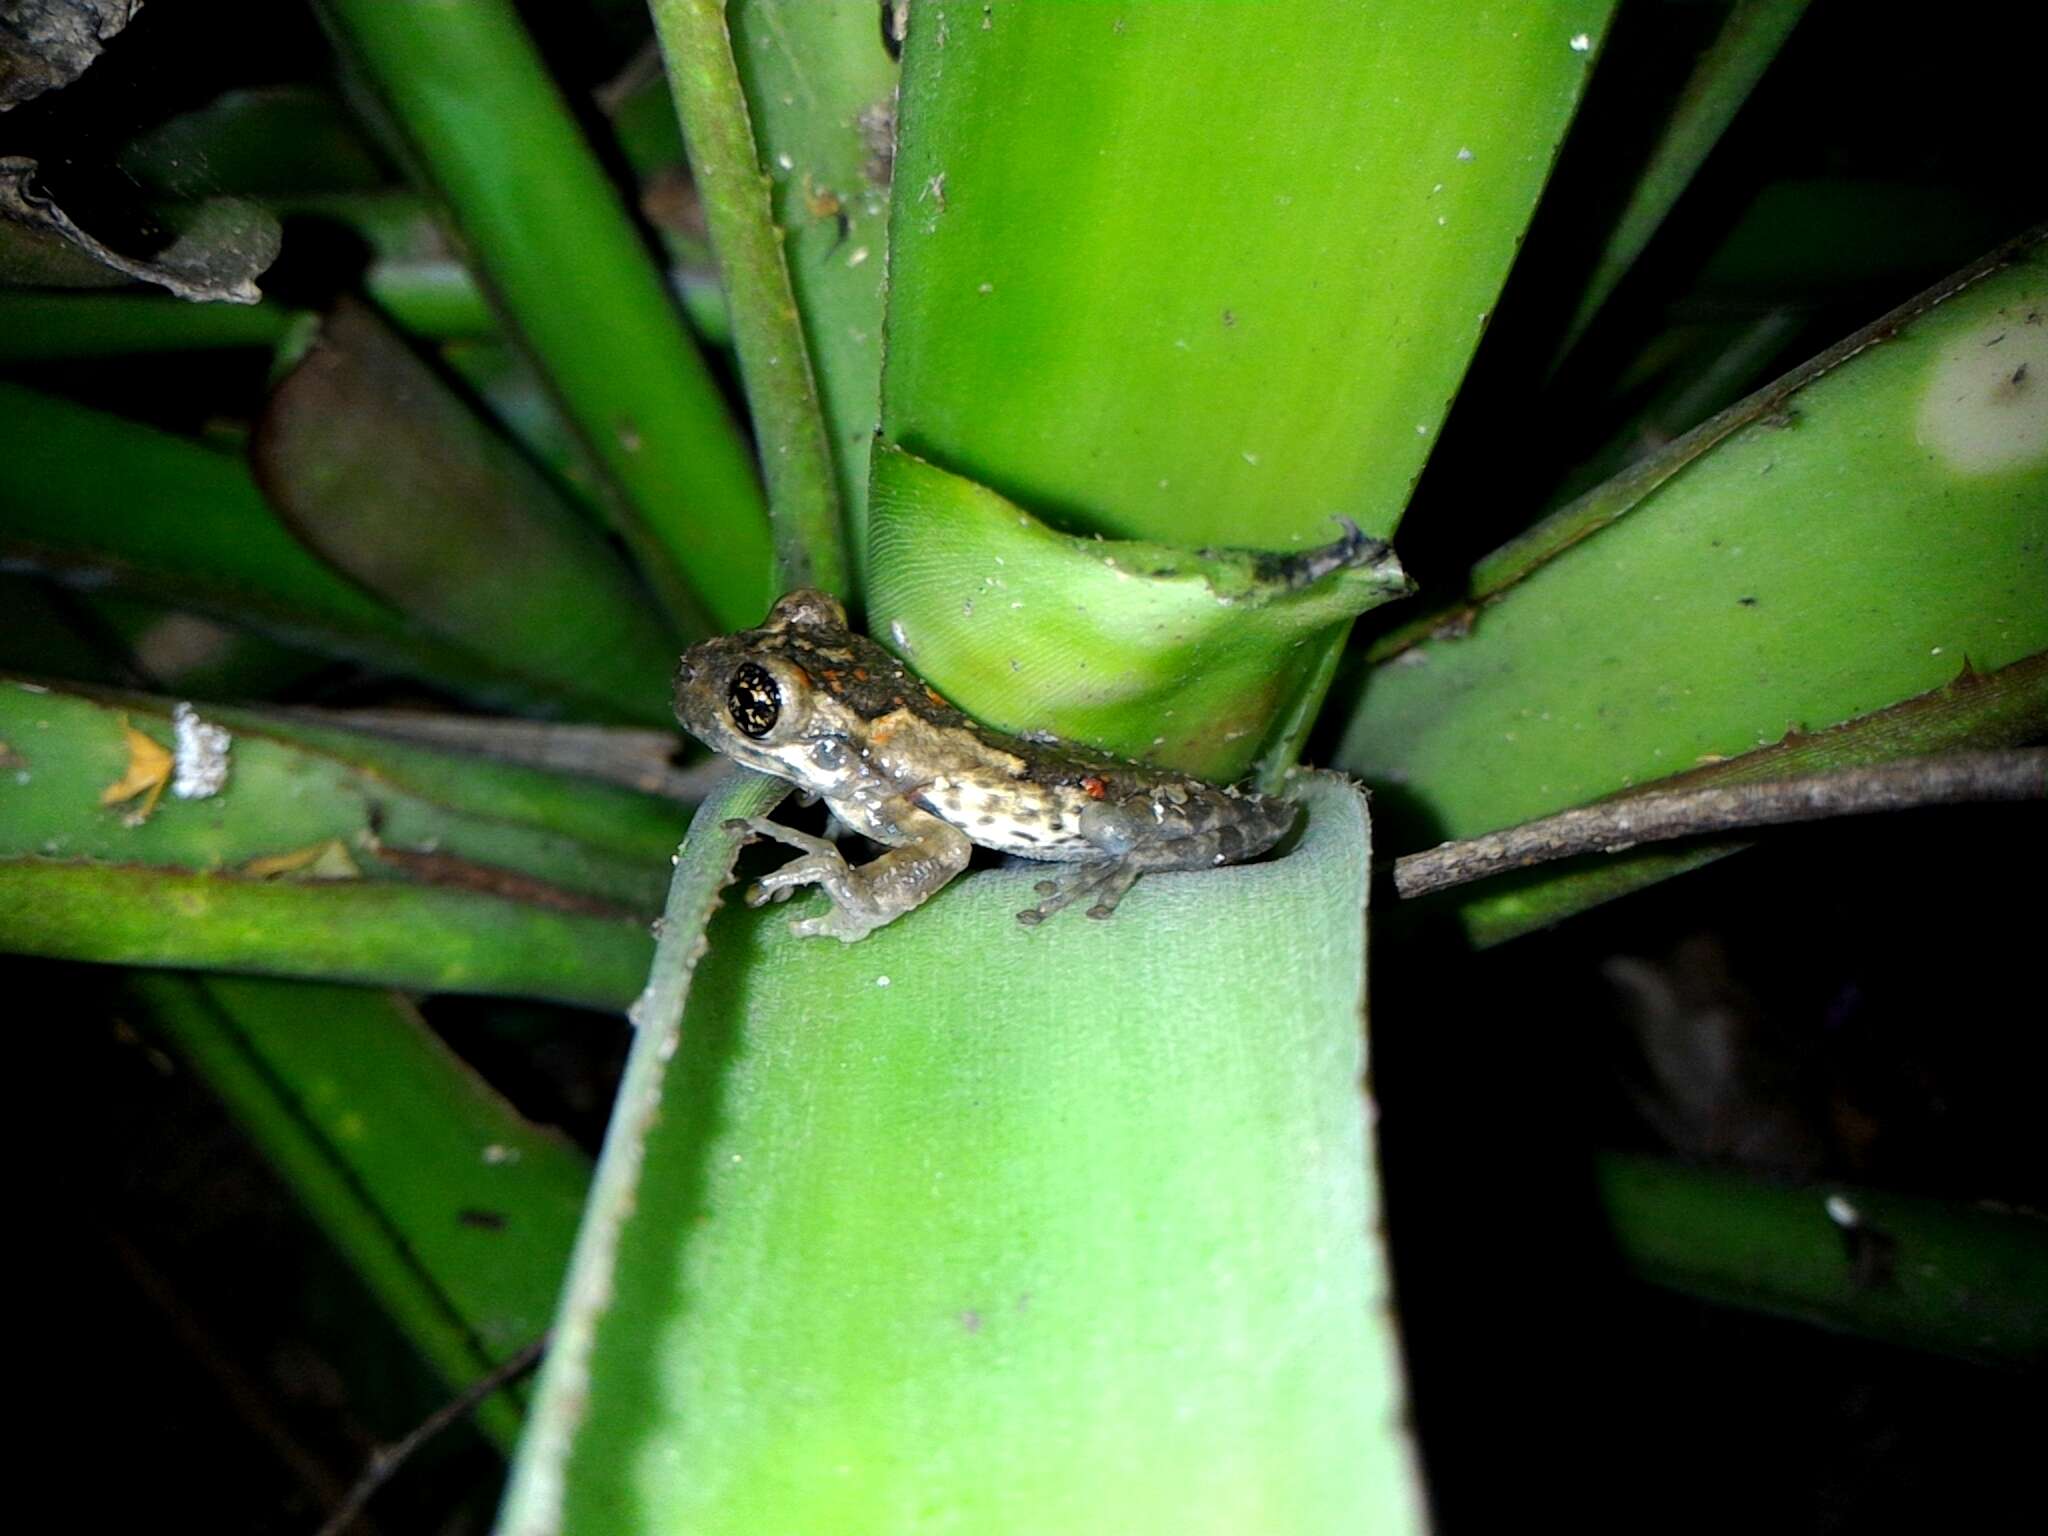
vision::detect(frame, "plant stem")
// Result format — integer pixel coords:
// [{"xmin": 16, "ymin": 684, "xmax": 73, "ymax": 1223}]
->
[
  {"xmin": 648, "ymin": 0, "xmax": 850, "ymax": 598},
  {"xmin": 1396, "ymin": 749, "xmax": 2047, "ymax": 896}
]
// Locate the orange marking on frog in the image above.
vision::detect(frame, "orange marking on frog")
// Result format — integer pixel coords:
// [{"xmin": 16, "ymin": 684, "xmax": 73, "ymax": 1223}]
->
[{"xmin": 1081, "ymin": 776, "xmax": 1108, "ymax": 800}]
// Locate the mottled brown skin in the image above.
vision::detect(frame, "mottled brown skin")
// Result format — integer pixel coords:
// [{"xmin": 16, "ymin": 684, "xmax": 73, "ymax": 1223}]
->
[{"xmin": 673, "ymin": 590, "xmax": 1297, "ymax": 941}]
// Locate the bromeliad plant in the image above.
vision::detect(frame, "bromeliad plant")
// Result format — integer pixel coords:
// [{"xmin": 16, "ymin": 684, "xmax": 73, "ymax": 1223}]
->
[{"xmin": 1, "ymin": 2, "xmax": 2042, "ymax": 1531}]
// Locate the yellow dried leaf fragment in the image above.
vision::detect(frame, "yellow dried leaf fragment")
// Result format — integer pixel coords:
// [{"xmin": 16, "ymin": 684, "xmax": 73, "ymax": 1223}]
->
[
  {"xmin": 242, "ymin": 838, "xmax": 362, "ymax": 881},
  {"xmin": 101, "ymin": 719, "xmax": 173, "ymax": 823}
]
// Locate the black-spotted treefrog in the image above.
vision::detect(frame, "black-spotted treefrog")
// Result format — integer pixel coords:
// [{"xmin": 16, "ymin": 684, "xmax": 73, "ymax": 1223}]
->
[{"xmin": 672, "ymin": 590, "xmax": 1298, "ymax": 941}]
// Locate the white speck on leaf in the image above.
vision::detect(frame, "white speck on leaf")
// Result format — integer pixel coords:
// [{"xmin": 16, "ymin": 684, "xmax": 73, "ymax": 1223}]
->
[
  {"xmin": 171, "ymin": 703, "xmax": 231, "ymax": 799},
  {"xmin": 1570, "ymin": 32, "xmax": 1593, "ymax": 52}
]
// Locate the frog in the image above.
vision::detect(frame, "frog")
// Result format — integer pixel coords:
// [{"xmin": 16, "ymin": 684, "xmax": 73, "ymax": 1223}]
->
[{"xmin": 672, "ymin": 589, "xmax": 1299, "ymax": 941}]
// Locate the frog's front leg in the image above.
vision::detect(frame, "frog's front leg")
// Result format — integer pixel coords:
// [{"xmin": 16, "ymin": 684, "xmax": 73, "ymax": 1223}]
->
[{"xmin": 725, "ymin": 798, "xmax": 971, "ymax": 942}]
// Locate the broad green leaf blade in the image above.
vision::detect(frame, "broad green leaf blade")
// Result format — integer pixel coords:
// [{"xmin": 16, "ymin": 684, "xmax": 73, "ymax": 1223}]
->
[
  {"xmin": 868, "ymin": 449, "xmax": 1410, "ymax": 781},
  {"xmin": 319, "ymin": 0, "xmax": 773, "ymax": 633},
  {"xmin": 252, "ymin": 299, "xmax": 681, "ymax": 726},
  {"xmin": 500, "ymin": 775, "xmax": 1419, "ymax": 1536},
  {"xmin": 1340, "ymin": 237, "xmax": 2048, "ymax": 930},
  {"xmin": 728, "ymin": 0, "xmax": 898, "ymax": 566},
  {"xmin": 1600, "ymin": 1154, "xmax": 2048, "ymax": 1368},
  {"xmin": 880, "ymin": 0, "xmax": 1615, "ymax": 548},
  {"xmin": 134, "ymin": 976, "xmax": 592, "ymax": 1448}
]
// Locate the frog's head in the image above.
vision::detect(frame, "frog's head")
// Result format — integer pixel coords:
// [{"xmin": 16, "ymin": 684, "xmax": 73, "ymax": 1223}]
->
[{"xmin": 673, "ymin": 590, "xmax": 860, "ymax": 784}]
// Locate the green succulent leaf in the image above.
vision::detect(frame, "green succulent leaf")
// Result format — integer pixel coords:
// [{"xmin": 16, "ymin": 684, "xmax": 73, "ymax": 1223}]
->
[
  {"xmin": 0, "ymin": 682, "xmax": 680, "ymax": 1005},
  {"xmin": 1342, "ymin": 235, "xmax": 2048, "ymax": 934},
  {"xmin": 133, "ymin": 975, "xmax": 593, "ymax": 1449},
  {"xmin": 500, "ymin": 774, "xmax": 1418, "ymax": 1536},
  {"xmin": 253, "ymin": 299, "xmax": 680, "ymax": 726},
  {"xmin": 868, "ymin": 448, "xmax": 1410, "ymax": 781}
]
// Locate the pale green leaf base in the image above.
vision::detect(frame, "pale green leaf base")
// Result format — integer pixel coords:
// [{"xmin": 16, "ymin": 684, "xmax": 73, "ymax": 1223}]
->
[{"xmin": 506, "ymin": 775, "xmax": 1418, "ymax": 1535}]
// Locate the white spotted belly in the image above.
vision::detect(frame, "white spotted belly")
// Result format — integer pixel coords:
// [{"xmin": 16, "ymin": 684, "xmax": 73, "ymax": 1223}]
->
[{"xmin": 916, "ymin": 777, "xmax": 1096, "ymax": 860}]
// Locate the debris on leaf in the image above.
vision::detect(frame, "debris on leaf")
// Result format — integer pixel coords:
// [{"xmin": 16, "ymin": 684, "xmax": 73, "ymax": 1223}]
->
[
  {"xmin": 242, "ymin": 839, "xmax": 362, "ymax": 881},
  {"xmin": 169, "ymin": 701, "xmax": 231, "ymax": 799},
  {"xmin": 100, "ymin": 717, "xmax": 172, "ymax": 824}
]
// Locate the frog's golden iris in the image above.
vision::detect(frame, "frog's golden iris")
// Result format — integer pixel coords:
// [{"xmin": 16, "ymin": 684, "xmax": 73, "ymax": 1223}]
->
[{"xmin": 725, "ymin": 662, "xmax": 782, "ymax": 739}]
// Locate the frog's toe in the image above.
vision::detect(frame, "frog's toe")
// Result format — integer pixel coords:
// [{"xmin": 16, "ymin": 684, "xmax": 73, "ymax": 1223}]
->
[
  {"xmin": 1017, "ymin": 861, "xmax": 1127, "ymax": 927},
  {"xmin": 1082, "ymin": 864, "xmax": 1143, "ymax": 920},
  {"xmin": 791, "ymin": 904, "xmax": 885, "ymax": 943},
  {"xmin": 752, "ymin": 850, "xmax": 848, "ymax": 899}
]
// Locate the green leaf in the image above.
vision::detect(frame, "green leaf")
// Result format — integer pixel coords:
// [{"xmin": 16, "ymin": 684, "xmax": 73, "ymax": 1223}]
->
[
  {"xmin": 1600, "ymin": 1153, "xmax": 2048, "ymax": 1368},
  {"xmin": 319, "ymin": 0, "xmax": 773, "ymax": 632},
  {"xmin": 500, "ymin": 775, "xmax": 1419, "ymax": 1536},
  {"xmin": 880, "ymin": 0, "xmax": 1615, "ymax": 547},
  {"xmin": 252, "ymin": 299, "xmax": 681, "ymax": 726},
  {"xmin": 0, "ymin": 860, "xmax": 648, "ymax": 1007},
  {"xmin": 133, "ymin": 975, "xmax": 592, "ymax": 1448},
  {"xmin": 867, "ymin": 449, "xmax": 1410, "ymax": 782},
  {"xmin": 0, "ymin": 682, "xmax": 682, "ymax": 904},
  {"xmin": 1340, "ymin": 236, "xmax": 2048, "ymax": 929},
  {"xmin": 0, "ymin": 382, "xmax": 610, "ymax": 714},
  {"xmin": 0, "ymin": 290, "xmax": 298, "ymax": 360},
  {"xmin": 117, "ymin": 85, "xmax": 391, "ymax": 198},
  {"xmin": 0, "ymin": 682, "xmax": 681, "ymax": 1005},
  {"xmin": 1436, "ymin": 653, "xmax": 2048, "ymax": 945}
]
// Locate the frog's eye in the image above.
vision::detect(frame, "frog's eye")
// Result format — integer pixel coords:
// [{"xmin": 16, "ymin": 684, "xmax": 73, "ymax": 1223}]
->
[{"xmin": 726, "ymin": 663, "xmax": 781, "ymax": 738}]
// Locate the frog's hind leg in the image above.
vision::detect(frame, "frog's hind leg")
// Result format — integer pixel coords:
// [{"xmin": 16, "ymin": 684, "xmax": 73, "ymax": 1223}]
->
[{"xmin": 1015, "ymin": 856, "xmax": 1144, "ymax": 926}]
